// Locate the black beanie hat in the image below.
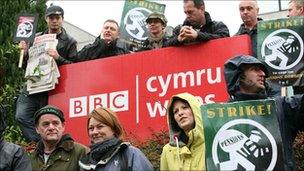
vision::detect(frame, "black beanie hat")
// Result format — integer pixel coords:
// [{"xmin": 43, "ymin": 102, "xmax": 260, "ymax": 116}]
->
[{"xmin": 34, "ymin": 105, "xmax": 65, "ymax": 124}]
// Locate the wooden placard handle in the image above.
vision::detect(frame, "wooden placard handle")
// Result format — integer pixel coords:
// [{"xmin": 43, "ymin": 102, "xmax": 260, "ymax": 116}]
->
[{"xmin": 18, "ymin": 49, "xmax": 24, "ymax": 68}]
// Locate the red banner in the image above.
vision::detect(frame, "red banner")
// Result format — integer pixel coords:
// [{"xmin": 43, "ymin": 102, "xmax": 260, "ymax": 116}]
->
[{"xmin": 49, "ymin": 35, "xmax": 251, "ymax": 145}]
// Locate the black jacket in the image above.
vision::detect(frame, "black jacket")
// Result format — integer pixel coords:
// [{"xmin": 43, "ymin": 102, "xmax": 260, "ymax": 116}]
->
[
  {"xmin": 224, "ymin": 55, "xmax": 304, "ymax": 171},
  {"xmin": 235, "ymin": 18, "xmax": 263, "ymax": 57},
  {"xmin": 74, "ymin": 37, "xmax": 129, "ymax": 62},
  {"xmin": 166, "ymin": 12, "xmax": 230, "ymax": 46},
  {"xmin": 35, "ymin": 28, "xmax": 77, "ymax": 65}
]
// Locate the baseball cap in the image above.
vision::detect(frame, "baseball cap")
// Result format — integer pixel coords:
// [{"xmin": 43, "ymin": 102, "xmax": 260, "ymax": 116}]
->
[
  {"xmin": 146, "ymin": 12, "xmax": 167, "ymax": 27},
  {"xmin": 45, "ymin": 5, "xmax": 64, "ymax": 17},
  {"xmin": 34, "ymin": 105, "xmax": 65, "ymax": 124}
]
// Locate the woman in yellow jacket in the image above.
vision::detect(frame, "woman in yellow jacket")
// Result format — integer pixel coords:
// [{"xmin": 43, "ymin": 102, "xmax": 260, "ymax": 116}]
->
[{"xmin": 160, "ymin": 92, "xmax": 206, "ymax": 170}]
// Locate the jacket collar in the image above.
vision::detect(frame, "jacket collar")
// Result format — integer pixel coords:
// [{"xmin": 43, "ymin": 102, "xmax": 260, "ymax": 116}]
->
[
  {"xmin": 204, "ymin": 12, "xmax": 212, "ymax": 26},
  {"xmin": 41, "ymin": 27, "xmax": 69, "ymax": 41},
  {"xmin": 229, "ymin": 91, "xmax": 267, "ymax": 102},
  {"xmin": 34, "ymin": 134, "xmax": 74, "ymax": 155},
  {"xmin": 79, "ymin": 141, "xmax": 129, "ymax": 170},
  {"xmin": 238, "ymin": 17, "xmax": 263, "ymax": 33}
]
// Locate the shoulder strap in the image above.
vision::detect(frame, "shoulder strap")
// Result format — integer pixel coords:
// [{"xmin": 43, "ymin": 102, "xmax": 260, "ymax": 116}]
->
[{"xmin": 118, "ymin": 145, "xmax": 130, "ymax": 171}]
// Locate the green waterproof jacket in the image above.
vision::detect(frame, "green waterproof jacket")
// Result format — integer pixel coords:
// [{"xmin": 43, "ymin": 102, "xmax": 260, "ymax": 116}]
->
[
  {"xmin": 30, "ymin": 134, "xmax": 88, "ymax": 171},
  {"xmin": 160, "ymin": 92, "xmax": 206, "ymax": 170}
]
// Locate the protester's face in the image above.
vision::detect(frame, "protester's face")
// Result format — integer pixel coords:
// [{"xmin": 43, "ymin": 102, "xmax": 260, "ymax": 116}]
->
[
  {"xmin": 101, "ymin": 21, "xmax": 120, "ymax": 43},
  {"xmin": 288, "ymin": 1, "xmax": 304, "ymax": 17},
  {"xmin": 239, "ymin": 1, "xmax": 259, "ymax": 26},
  {"xmin": 36, "ymin": 114, "xmax": 65, "ymax": 144},
  {"xmin": 173, "ymin": 100, "xmax": 195, "ymax": 133},
  {"xmin": 88, "ymin": 117, "xmax": 115, "ymax": 144},
  {"xmin": 240, "ymin": 65, "xmax": 266, "ymax": 94},
  {"xmin": 45, "ymin": 14, "xmax": 63, "ymax": 33},
  {"xmin": 183, "ymin": 1, "xmax": 205, "ymax": 27},
  {"xmin": 147, "ymin": 19, "xmax": 164, "ymax": 36}
]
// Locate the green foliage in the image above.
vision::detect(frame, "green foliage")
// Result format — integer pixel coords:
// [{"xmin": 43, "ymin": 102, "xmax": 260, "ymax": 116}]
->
[
  {"xmin": 139, "ymin": 130, "xmax": 169, "ymax": 170},
  {"xmin": 126, "ymin": 129, "xmax": 169, "ymax": 170},
  {"xmin": 3, "ymin": 125, "xmax": 27, "ymax": 146},
  {"xmin": 0, "ymin": 0, "xmax": 47, "ymax": 143},
  {"xmin": 0, "ymin": 0, "xmax": 47, "ymax": 45}
]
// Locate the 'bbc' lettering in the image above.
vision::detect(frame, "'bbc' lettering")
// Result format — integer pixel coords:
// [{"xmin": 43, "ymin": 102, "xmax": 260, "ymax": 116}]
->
[{"xmin": 69, "ymin": 90, "xmax": 129, "ymax": 118}]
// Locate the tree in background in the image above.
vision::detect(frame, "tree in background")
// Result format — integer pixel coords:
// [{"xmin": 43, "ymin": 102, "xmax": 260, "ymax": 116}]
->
[{"xmin": 0, "ymin": 0, "xmax": 47, "ymax": 143}]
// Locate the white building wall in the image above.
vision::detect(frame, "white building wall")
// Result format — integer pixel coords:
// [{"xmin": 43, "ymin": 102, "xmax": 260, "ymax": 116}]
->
[{"xmin": 62, "ymin": 21, "xmax": 96, "ymax": 51}]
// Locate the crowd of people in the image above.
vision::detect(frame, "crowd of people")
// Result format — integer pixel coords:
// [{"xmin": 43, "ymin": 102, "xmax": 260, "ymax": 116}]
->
[{"xmin": 1, "ymin": 0, "xmax": 304, "ymax": 170}]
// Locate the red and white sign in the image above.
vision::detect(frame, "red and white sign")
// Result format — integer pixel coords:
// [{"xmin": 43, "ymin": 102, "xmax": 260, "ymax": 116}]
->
[{"xmin": 49, "ymin": 35, "xmax": 251, "ymax": 145}]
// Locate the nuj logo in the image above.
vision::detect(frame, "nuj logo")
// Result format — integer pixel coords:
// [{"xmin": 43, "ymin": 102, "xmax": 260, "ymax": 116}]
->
[
  {"xmin": 123, "ymin": 7, "xmax": 151, "ymax": 40},
  {"xmin": 261, "ymin": 29, "xmax": 304, "ymax": 70},
  {"xmin": 212, "ymin": 119, "xmax": 278, "ymax": 170}
]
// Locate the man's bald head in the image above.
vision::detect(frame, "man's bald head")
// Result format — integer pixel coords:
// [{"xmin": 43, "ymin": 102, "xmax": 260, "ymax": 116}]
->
[{"xmin": 239, "ymin": 0, "xmax": 259, "ymax": 29}]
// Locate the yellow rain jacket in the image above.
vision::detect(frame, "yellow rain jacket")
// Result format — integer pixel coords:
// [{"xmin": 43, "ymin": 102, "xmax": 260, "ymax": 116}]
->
[{"xmin": 160, "ymin": 92, "xmax": 206, "ymax": 170}]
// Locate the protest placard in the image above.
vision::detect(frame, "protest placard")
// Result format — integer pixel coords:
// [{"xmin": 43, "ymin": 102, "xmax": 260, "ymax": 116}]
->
[
  {"xmin": 257, "ymin": 16, "xmax": 304, "ymax": 87},
  {"xmin": 201, "ymin": 100, "xmax": 284, "ymax": 170},
  {"xmin": 119, "ymin": 0, "xmax": 166, "ymax": 51},
  {"xmin": 13, "ymin": 13, "xmax": 38, "ymax": 68}
]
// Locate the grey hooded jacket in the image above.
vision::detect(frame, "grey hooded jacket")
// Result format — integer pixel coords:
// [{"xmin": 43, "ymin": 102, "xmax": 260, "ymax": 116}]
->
[
  {"xmin": 224, "ymin": 55, "xmax": 304, "ymax": 171},
  {"xmin": 0, "ymin": 104, "xmax": 32, "ymax": 171}
]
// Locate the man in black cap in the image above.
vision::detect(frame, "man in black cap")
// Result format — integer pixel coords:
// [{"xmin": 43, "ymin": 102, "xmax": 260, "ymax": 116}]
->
[
  {"xmin": 138, "ymin": 12, "xmax": 170, "ymax": 51},
  {"xmin": 0, "ymin": 104, "xmax": 32, "ymax": 171},
  {"xmin": 30, "ymin": 105, "xmax": 88, "ymax": 170},
  {"xmin": 223, "ymin": 55, "xmax": 304, "ymax": 170},
  {"xmin": 167, "ymin": 0, "xmax": 229, "ymax": 46},
  {"xmin": 16, "ymin": 5, "xmax": 77, "ymax": 142}
]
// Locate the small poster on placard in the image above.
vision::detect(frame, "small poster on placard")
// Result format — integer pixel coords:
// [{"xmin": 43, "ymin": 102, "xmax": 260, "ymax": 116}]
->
[{"xmin": 13, "ymin": 13, "xmax": 38, "ymax": 43}]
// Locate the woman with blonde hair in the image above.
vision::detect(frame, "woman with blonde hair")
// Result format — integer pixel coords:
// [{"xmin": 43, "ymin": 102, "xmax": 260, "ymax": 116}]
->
[
  {"xmin": 160, "ymin": 92, "xmax": 206, "ymax": 170},
  {"xmin": 79, "ymin": 107, "xmax": 153, "ymax": 171}
]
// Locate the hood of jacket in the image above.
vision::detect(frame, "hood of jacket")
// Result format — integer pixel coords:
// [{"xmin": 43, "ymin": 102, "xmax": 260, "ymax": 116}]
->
[
  {"xmin": 167, "ymin": 92, "xmax": 204, "ymax": 148},
  {"xmin": 224, "ymin": 55, "xmax": 270, "ymax": 100}
]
